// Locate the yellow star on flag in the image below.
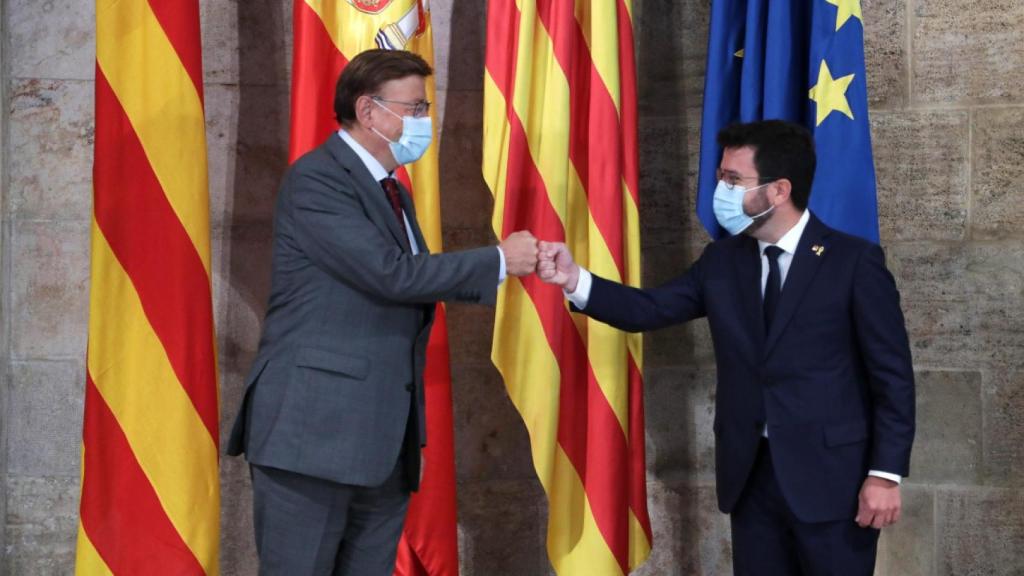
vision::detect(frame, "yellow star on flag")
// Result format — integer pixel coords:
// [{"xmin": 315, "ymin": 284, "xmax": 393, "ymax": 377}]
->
[
  {"xmin": 808, "ymin": 60, "xmax": 855, "ymax": 126},
  {"xmin": 826, "ymin": 0, "xmax": 862, "ymax": 31},
  {"xmin": 734, "ymin": 48, "xmax": 745, "ymax": 58}
]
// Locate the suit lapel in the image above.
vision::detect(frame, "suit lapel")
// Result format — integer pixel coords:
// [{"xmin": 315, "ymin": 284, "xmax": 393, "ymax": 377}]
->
[
  {"xmin": 326, "ymin": 135, "xmax": 410, "ymax": 250},
  {"xmin": 734, "ymin": 235, "xmax": 765, "ymax": 351},
  {"xmin": 397, "ymin": 181, "xmax": 430, "ymax": 255},
  {"xmin": 396, "ymin": 182, "xmax": 436, "ymax": 326},
  {"xmin": 764, "ymin": 213, "xmax": 831, "ymax": 356}
]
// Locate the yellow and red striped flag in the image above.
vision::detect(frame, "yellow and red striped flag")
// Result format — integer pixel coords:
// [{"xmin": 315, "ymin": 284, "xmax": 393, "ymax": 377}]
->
[
  {"xmin": 290, "ymin": 2, "xmax": 457, "ymax": 574},
  {"xmin": 76, "ymin": 0, "xmax": 219, "ymax": 574},
  {"xmin": 483, "ymin": 1, "xmax": 651, "ymax": 574}
]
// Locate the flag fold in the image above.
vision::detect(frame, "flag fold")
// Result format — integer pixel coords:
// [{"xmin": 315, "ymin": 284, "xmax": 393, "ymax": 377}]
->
[
  {"xmin": 77, "ymin": 0, "xmax": 220, "ymax": 574},
  {"xmin": 483, "ymin": 0, "xmax": 652, "ymax": 573}
]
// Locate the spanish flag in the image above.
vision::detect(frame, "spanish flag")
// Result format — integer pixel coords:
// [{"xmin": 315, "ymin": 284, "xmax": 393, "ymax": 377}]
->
[
  {"xmin": 483, "ymin": 1, "xmax": 651, "ymax": 574},
  {"xmin": 77, "ymin": 0, "xmax": 220, "ymax": 574},
  {"xmin": 290, "ymin": 2, "xmax": 457, "ymax": 575}
]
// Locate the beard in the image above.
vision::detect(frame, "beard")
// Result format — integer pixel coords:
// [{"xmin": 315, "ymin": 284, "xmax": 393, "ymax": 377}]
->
[{"xmin": 742, "ymin": 186, "xmax": 775, "ymax": 235}]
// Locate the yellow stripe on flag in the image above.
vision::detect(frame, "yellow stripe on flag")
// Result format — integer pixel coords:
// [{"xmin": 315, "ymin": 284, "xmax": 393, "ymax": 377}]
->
[
  {"xmin": 491, "ymin": 279, "xmax": 560, "ymax": 483},
  {"xmin": 402, "ymin": 17, "xmax": 443, "ymax": 251},
  {"xmin": 547, "ymin": 448, "xmax": 625, "ymax": 576},
  {"xmin": 511, "ymin": 0, "xmax": 571, "ymax": 222},
  {"xmin": 303, "ymin": 0, "xmax": 444, "ymax": 251},
  {"xmin": 87, "ymin": 224, "xmax": 220, "ymax": 571},
  {"xmin": 624, "ymin": 194, "xmax": 643, "ymax": 365},
  {"xmin": 305, "ymin": 0, "xmax": 409, "ymax": 57},
  {"xmin": 628, "ymin": 510, "xmax": 652, "ymax": 571},
  {"xmin": 582, "ymin": 258, "xmax": 631, "ymax": 436},
  {"xmin": 483, "ymin": 70, "xmax": 512, "ymax": 236},
  {"xmin": 486, "ymin": 0, "xmax": 652, "ymax": 571},
  {"xmin": 95, "ymin": 0, "xmax": 211, "ymax": 275},
  {"xmin": 75, "ymin": 445, "xmax": 115, "ymax": 576},
  {"xmin": 75, "ymin": 523, "xmax": 114, "ymax": 576},
  {"xmin": 575, "ymin": 1, "xmax": 622, "ymax": 112},
  {"xmin": 504, "ymin": 1, "xmax": 631, "ymax": 433},
  {"xmin": 492, "ymin": 282, "xmax": 623, "ymax": 575}
]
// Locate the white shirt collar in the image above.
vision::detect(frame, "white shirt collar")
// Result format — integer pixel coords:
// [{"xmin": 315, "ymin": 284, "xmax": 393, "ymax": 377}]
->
[
  {"xmin": 758, "ymin": 209, "xmax": 811, "ymax": 256},
  {"xmin": 338, "ymin": 129, "xmax": 391, "ymax": 182}
]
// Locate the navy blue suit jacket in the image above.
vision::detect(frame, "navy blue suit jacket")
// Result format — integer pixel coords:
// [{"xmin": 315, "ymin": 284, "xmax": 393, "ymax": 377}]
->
[{"xmin": 582, "ymin": 213, "xmax": 914, "ymax": 522}]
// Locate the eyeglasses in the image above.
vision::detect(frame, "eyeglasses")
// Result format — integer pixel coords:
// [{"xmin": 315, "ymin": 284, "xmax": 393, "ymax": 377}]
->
[
  {"xmin": 372, "ymin": 96, "xmax": 431, "ymax": 118},
  {"xmin": 716, "ymin": 168, "xmax": 779, "ymax": 191}
]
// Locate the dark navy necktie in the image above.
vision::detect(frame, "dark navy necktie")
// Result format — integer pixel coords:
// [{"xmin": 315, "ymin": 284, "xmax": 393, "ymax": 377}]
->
[{"xmin": 763, "ymin": 246, "xmax": 783, "ymax": 332}]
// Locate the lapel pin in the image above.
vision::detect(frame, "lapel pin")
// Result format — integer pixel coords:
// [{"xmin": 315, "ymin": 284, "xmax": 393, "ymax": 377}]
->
[{"xmin": 812, "ymin": 245, "xmax": 825, "ymax": 257}]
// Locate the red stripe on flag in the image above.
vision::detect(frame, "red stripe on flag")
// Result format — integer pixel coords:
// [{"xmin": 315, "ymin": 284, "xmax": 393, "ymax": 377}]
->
[
  {"xmin": 535, "ymin": 0, "xmax": 626, "ymax": 277},
  {"xmin": 485, "ymin": 0, "xmax": 520, "ymax": 107},
  {"xmin": 486, "ymin": 1, "xmax": 651, "ymax": 565},
  {"xmin": 395, "ymin": 529, "xmax": 429, "ymax": 576},
  {"xmin": 535, "ymin": 1, "xmax": 651, "ymax": 544},
  {"xmin": 145, "ymin": 0, "xmax": 205, "ymax": 103},
  {"xmin": 290, "ymin": 0, "xmax": 350, "ymax": 162},
  {"xmin": 79, "ymin": 371, "xmax": 206, "ymax": 575},
  {"xmin": 93, "ymin": 67, "xmax": 219, "ymax": 444},
  {"xmin": 498, "ymin": 105, "xmax": 632, "ymax": 571},
  {"xmin": 402, "ymin": 305, "xmax": 459, "ymax": 575},
  {"xmin": 627, "ymin": 356, "xmax": 652, "ymax": 542}
]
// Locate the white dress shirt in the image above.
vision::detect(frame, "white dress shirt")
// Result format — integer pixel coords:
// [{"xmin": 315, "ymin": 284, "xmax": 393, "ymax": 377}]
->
[
  {"xmin": 566, "ymin": 210, "xmax": 900, "ymax": 484},
  {"xmin": 337, "ymin": 130, "xmax": 506, "ymax": 281}
]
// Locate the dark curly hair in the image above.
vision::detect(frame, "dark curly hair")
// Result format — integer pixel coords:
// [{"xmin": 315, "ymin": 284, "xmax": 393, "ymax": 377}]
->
[{"xmin": 717, "ymin": 120, "xmax": 817, "ymax": 210}]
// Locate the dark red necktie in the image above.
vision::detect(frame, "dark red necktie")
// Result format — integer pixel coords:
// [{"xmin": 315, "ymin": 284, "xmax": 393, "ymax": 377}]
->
[{"xmin": 380, "ymin": 177, "xmax": 409, "ymax": 244}]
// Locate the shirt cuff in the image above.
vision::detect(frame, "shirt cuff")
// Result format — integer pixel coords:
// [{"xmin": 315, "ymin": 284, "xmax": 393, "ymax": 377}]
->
[
  {"xmin": 497, "ymin": 246, "xmax": 507, "ymax": 285},
  {"xmin": 867, "ymin": 470, "xmax": 902, "ymax": 485},
  {"xmin": 565, "ymin": 268, "xmax": 593, "ymax": 309}
]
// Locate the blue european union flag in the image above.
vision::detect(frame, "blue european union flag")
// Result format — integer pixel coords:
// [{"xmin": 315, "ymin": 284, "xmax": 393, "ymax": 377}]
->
[{"xmin": 696, "ymin": 0, "xmax": 879, "ymax": 242}]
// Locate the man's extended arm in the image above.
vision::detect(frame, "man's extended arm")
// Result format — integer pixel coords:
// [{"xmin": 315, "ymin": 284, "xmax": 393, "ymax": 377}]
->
[
  {"xmin": 537, "ymin": 241, "xmax": 706, "ymax": 330},
  {"xmin": 289, "ymin": 167, "xmax": 537, "ymax": 305}
]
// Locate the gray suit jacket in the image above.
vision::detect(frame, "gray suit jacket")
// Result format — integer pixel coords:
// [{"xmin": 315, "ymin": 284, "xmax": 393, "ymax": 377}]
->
[{"xmin": 226, "ymin": 134, "xmax": 498, "ymax": 489}]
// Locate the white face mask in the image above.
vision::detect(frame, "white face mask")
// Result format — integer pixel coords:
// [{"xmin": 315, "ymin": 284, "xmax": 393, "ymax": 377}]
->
[
  {"xmin": 370, "ymin": 99, "xmax": 433, "ymax": 165},
  {"xmin": 712, "ymin": 180, "xmax": 775, "ymax": 235}
]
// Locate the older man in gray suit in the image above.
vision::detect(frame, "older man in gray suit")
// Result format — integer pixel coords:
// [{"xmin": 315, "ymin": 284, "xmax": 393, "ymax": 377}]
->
[{"xmin": 226, "ymin": 49, "xmax": 538, "ymax": 575}]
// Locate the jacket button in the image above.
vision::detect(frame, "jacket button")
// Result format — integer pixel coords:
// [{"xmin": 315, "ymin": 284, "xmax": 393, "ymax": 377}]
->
[{"xmin": 405, "ymin": 383, "xmax": 415, "ymax": 392}]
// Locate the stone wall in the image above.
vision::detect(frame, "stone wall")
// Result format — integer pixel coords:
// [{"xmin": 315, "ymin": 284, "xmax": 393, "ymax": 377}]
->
[{"xmin": 2, "ymin": 0, "xmax": 1022, "ymax": 574}]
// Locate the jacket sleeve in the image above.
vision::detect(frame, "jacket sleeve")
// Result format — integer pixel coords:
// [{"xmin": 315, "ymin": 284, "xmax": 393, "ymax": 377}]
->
[
  {"xmin": 852, "ymin": 243, "xmax": 916, "ymax": 476},
  {"xmin": 286, "ymin": 164, "xmax": 500, "ymax": 305},
  {"xmin": 578, "ymin": 248, "xmax": 708, "ymax": 332}
]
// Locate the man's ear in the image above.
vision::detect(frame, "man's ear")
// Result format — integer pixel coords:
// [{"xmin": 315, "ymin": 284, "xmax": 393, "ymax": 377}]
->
[
  {"xmin": 354, "ymin": 94, "xmax": 374, "ymax": 128},
  {"xmin": 772, "ymin": 178, "xmax": 793, "ymax": 204}
]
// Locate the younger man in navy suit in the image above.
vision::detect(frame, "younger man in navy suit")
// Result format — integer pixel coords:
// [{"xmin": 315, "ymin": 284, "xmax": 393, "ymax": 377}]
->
[{"xmin": 538, "ymin": 120, "xmax": 915, "ymax": 575}]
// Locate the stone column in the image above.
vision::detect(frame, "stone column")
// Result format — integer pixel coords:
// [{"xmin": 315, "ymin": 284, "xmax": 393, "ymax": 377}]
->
[
  {"xmin": 0, "ymin": 0, "xmax": 8, "ymax": 563},
  {"xmin": 2, "ymin": 0, "xmax": 94, "ymax": 571}
]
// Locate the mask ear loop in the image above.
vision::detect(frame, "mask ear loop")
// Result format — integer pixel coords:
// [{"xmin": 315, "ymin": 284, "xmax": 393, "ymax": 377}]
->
[
  {"xmin": 748, "ymin": 181, "xmax": 778, "ymax": 221},
  {"xmin": 369, "ymin": 99, "xmax": 403, "ymax": 145},
  {"xmin": 372, "ymin": 98, "xmax": 403, "ymax": 120},
  {"xmin": 750, "ymin": 204, "xmax": 775, "ymax": 220}
]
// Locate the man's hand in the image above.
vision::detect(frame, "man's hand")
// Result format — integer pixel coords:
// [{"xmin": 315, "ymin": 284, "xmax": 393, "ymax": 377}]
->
[
  {"xmin": 500, "ymin": 231, "xmax": 539, "ymax": 276},
  {"xmin": 855, "ymin": 476, "xmax": 901, "ymax": 529},
  {"xmin": 537, "ymin": 241, "xmax": 580, "ymax": 292}
]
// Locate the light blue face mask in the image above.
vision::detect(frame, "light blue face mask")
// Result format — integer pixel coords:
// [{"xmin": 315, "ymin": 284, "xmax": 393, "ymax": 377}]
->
[
  {"xmin": 371, "ymin": 99, "xmax": 433, "ymax": 165},
  {"xmin": 712, "ymin": 180, "xmax": 775, "ymax": 235}
]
